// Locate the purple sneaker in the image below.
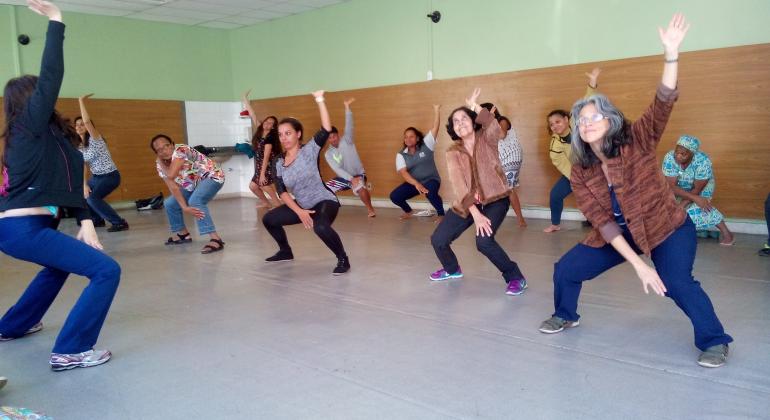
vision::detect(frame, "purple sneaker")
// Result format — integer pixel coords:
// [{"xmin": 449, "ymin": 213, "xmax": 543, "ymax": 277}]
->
[
  {"xmin": 505, "ymin": 278, "xmax": 528, "ymax": 295},
  {"xmin": 429, "ymin": 267, "xmax": 463, "ymax": 281}
]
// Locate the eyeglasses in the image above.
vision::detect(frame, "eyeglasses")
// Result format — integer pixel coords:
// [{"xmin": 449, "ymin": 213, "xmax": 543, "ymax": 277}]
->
[{"xmin": 576, "ymin": 113, "xmax": 607, "ymax": 127}]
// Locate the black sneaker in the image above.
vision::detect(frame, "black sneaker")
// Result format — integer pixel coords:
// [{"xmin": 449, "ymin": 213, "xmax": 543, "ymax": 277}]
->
[
  {"xmin": 265, "ymin": 250, "xmax": 294, "ymax": 262},
  {"xmin": 107, "ymin": 222, "xmax": 130, "ymax": 232},
  {"xmin": 92, "ymin": 220, "xmax": 106, "ymax": 227},
  {"xmin": 333, "ymin": 256, "xmax": 350, "ymax": 275}
]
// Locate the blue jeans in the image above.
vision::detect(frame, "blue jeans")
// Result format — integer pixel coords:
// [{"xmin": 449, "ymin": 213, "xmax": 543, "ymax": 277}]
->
[
  {"xmin": 87, "ymin": 170, "xmax": 126, "ymax": 226},
  {"xmin": 549, "ymin": 175, "xmax": 572, "ymax": 225},
  {"xmin": 552, "ymin": 218, "xmax": 732, "ymax": 351},
  {"xmin": 0, "ymin": 216, "xmax": 121, "ymax": 354},
  {"xmin": 164, "ymin": 178, "xmax": 223, "ymax": 235},
  {"xmin": 431, "ymin": 197, "xmax": 523, "ymax": 282},
  {"xmin": 389, "ymin": 179, "xmax": 445, "ymax": 216}
]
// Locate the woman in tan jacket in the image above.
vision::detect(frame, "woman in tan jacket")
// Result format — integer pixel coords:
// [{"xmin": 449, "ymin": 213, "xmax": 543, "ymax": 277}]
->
[{"xmin": 429, "ymin": 89, "xmax": 526, "ymax": 296}]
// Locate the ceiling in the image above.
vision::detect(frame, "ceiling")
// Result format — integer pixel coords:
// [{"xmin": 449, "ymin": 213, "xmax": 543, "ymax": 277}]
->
[{"xmin": 0, "ymin": 0, "xmax": 349, "ymax": 29}]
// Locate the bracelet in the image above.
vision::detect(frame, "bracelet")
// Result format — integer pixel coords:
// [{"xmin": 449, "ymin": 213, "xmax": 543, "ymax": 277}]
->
[
  {"xmin": 315, "ymin": 96, "xmax": 325, "ymax": 103},
  {"xmin": 665, "ymin": 57, "xmax": 678, "ymax": 63}
]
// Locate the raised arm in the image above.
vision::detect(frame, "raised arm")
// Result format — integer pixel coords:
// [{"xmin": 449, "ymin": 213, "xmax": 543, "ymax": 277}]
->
[
  {"xmin": 660, "ymin": 13, "xmax": 689, "ymax": 90},
  {"xmin": 585, "ymin": 67, "xmax": 601, "ymax": 97},
  {"xmin": 342, "ymin": 98, "xmax": 355, "ymax": 144},
  {"xmin": 23, "ymin": 0, "xmax": 64, "ymax": 134},
  {"xmin": 310, "ymin": 90, "xmax": 332, "ymax": 147},
  {"xmin": 429, "ymin": 104, "xmax": 441, "ymax": 137},
  {"xmin": 631, "ymin": 14, "xmax": 689, "ymax": 153},
  {"xmin": 241, "ymin": 89, "xmax": 259, "ymax": 129},
  {"xmin": 78, "ymin": 94, "xmax": 103, "ymax": 140}
]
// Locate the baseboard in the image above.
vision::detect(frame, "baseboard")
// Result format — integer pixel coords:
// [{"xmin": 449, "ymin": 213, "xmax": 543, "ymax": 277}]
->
[{"xmin": 111, "ymin": 194, "xmax": 768, "ymax": 236}]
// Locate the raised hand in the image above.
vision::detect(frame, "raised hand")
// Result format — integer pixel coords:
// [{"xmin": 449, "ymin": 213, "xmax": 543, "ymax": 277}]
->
[
  {"xmin": 658, "ymin": 13, "xmax": 690, "ymax": 58},
  {"xmin": 344, "ymin": 98, "xmax": 355, "ymax": 108},
  {"xmin": 27, "ymin": 0, "xmax": 61, "ymax": 21},
  {"xmin": 585, "ymin": 67, "xmax": 601, "ymax": 88},
  {"xmin": 311, "ymin": 90, "xmax": 325, "ymax": 100},
  {"xmin": 465, "ymin": 88, "xmax": 481, "ymax": 111},
  {"xmin": 79, "ymin": 93, "xmax": 94, "ymax": 101},
  {"xmin": 242, "ymin": 89, "xmax": 252, "ymax": 99}
]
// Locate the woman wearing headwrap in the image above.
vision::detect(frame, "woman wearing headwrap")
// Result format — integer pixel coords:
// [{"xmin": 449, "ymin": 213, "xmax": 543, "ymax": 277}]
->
[{"xmin": 661, "ymin": 135, "xmax": 735, "ymax": 245}]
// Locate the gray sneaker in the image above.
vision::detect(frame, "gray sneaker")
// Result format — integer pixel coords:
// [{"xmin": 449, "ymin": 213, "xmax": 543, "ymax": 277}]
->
[
  {"xmin": 0, "ymin": 376, "xmax": 7, "ymax": 391},
  {"xmin": 538, "ymin": 316, "xmax": 580, "ymax": 334},
  {"xmin": 697, "ymin": 344, "xmax": 728, "ymax": 368},
  {"xmin": 0, "ymin": 322, "xmax": 43, "ymax": 341},
  {"xmin": 50, "ymin": 349, "xmax": 112, "ymax": 371}
]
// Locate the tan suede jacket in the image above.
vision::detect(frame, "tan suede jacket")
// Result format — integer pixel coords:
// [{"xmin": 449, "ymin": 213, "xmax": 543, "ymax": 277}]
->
[{"xmin": 446, "ymin": 108, "xmax": 510, "ymax": 218}]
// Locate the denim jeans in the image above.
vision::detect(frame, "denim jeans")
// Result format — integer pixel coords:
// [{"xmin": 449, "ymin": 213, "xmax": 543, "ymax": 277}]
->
[
  {"xmin": 164, "ymin": 178, "xmax": 223, "ymax": 235},
  {"xmin": 551, "ymin": 217, "xmax": 733, "ymax": 351},
  {"xmin": 389, "ymin": 179, "xmax": 445, "ymax": 216},
  {"xmin": 87, "ymin": 170, "xmax": 126, "ymax": 226},
  {"xmin": 430, "ymin": 197, "xmax": 523, "ymax": 283},
  {"xmin": 0, "ymin": 215, "xmax": 121, "ymax": 354},
  {"xmin": 549, "ymin": 175, "xmax": 573, "ymax": 225}
]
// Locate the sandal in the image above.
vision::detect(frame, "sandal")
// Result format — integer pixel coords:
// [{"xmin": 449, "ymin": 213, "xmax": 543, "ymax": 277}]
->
[
  {"xmin": 165, "ymin": 232, "xmax": 192, "ymax": 245},
  {"xmin": 201, "ymin": 238, "xmax": 225, "ymax": 254}
]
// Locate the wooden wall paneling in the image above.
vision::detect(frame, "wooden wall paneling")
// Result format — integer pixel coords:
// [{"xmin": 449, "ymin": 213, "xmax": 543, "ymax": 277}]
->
[{"xmin": 249, "ymin": 44, "xmax": 770, "ymax": 219}]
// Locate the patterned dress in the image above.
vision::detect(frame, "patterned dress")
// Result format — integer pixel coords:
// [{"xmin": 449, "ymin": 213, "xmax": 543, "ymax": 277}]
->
[
  {"xmin": 662, "ymin": 150, "xmax": 724, "ymax": 229},
  {"xmin": 252, "ymin": 136, "xmax": 277, "ymax": 184},
  {"xmin": 498, "ymin": 127, "xmax": 523, "ymax": 188}
]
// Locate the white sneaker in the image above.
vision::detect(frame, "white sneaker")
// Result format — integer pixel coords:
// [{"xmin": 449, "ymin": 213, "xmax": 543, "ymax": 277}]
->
[
  {"xmin": 414, "ymin": 209, "xmax": 436, "ymax": 217},
  {"xmin": 50, "ymin": 349, "xmax": 112, "ymax": 371}
]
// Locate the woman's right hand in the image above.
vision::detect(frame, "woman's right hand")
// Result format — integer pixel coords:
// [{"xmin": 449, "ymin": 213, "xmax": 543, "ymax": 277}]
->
[
  {"xmin": 585, "ymin": 67, "xmax": 601, "ymax": 88},
  {"xmin": 259, "ymin": 173, "xmax": 268, "ymax": 186},
  {"xmin": 296, "ymin": 208, "xmax": 316, "ymax": 229},
  {"xmin": 84, "ymin": 185, "xmax": 91, "ymax": 199},
  {"xmin": 472, "ymin": 212, "xmax": 493, "ymax": 237},
  {"xmin": 183, "ymin": 206, "xmax": 206, "ymax": 220},
  {"xmin": 27, "ymin": 0, "xmax": 61, "ymax": 21},
  {"xmin": 692, "ymin": 195, "xmax": 713, "ymax": 212},
  {"xmin": 79, "ymin": 93, "xmax": 94, "ymax": 101},
  {"xmin": 634, "ymin": 263, "xmax": 667, "ymax": 296},
  {"xmin": 415, "ymin": 183, "xmax": 429, "ymax": 194}
]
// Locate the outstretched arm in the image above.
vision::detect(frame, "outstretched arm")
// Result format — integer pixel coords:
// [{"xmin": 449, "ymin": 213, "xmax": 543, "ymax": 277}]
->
[
  {"xmin": 342, "ymin": 98, "xmax": 355, "ymax": 144},
  {"xmin": 659, "ymin": 13, "xmax": 689, "ymax": 89},
  {"xmin": 241, "ymin": 88, "xmax": 259, "ymax": 129},
  {"xmin": 312, "ymin": 90, "xmax": 332, "ymax": 132},
  {"xmin": 429, "ymin": 104, "xmax": 441, "ymax": 137},
  {"xmin": 78, "ymin": 94, "xmax": 103, "ymax": 140}
]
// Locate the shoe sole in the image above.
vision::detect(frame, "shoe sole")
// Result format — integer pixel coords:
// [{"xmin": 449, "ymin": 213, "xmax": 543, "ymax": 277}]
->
[
  {"xmin": 538, "ymin": 320, "xmax": 580, "ymax": 334},
  {"xmin": 0, "ymin": 322, "xmax": 43, "ymax": 341},
  {"xmin": 697, "ymin": 359, "xmax": 725, "ymax": 368},
  {"xmin": 429, "ymin": 274, "xmax": 463, "ymax": 281},
  {"xmin": 265, "ymin": 258, "xmax": 294, "ymax": 263},
  {"xmin": 51, "ymin": 357, "xmax": 111, "ymax": 372},
  {"xmin": 505, "ymin": 282, "xmax": 529, "ymax": 296},
  {"xmin": 332, "ymin": 270, "xmax": 350, "ymax": 276}
]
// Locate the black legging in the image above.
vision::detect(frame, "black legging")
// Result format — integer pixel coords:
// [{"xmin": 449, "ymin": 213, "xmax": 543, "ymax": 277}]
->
[{"xmin": 262, "ymin": 200, "xmax": 346, "ymax": 258}]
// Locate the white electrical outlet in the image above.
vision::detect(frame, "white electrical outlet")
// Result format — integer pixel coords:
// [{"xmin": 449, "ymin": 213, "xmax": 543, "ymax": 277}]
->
[{"xmin": 427, "ymin": 70, "xmax": 433, "ymax": 81}]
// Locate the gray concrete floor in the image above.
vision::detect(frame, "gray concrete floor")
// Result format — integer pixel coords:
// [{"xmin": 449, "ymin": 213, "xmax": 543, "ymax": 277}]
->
[{"xmin": 1, "ymin": 198, "xmax": 769, "ymax": 420}]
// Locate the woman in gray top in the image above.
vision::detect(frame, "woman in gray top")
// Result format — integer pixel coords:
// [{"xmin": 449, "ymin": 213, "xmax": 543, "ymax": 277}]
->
[{"xmin": 262, "ymin": 91, "xmax": 350, "ymax": 275}]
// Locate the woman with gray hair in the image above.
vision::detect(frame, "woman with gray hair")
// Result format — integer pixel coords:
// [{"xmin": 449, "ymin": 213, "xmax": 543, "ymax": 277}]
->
[{"xmin": 538, "ymin": 14, "xmax": 733, "ymax": 368}]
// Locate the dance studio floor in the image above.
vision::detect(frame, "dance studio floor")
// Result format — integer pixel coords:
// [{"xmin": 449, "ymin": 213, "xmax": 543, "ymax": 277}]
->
[{"xmin": 1, "ymin": 198, "xmax": 769, "ymax": 419}]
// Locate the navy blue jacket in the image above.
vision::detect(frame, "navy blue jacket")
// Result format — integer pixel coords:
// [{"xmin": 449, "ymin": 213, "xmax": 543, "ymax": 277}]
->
[{"xmin": 0, "ymin": 22, "xmax": 90, "ymax": 221}]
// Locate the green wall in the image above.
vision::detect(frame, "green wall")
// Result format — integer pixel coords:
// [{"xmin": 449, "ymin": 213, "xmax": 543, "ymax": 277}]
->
[
  {"xmin": 1, "ymin": 4, "xmax": 233, "ymax": 101},
  {"xmin": 231, "ymin": 0, "xmax": 770, "ymax": 99},
  {"xmin": 3, "ymin": 1, "xmax": 770, "ymax": 102}
]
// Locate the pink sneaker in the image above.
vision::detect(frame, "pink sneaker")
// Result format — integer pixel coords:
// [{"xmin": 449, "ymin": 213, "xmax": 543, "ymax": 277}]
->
[
  {"xmin": 429, "ymin": 267, "xmax": 463, "ymax": 281},
  {"xmin": 505, "ymin": 278, "xmax": 528, "ymax": 295},
  {"xmin": 50, "ymin": 349, "xmax": 111, "ymax": 371}
]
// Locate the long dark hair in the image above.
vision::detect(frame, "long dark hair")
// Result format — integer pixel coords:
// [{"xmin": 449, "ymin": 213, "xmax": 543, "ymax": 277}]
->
[
  {"xmin": 2, "ymin": 75, "xmax": 77, "ymax": 166},
  {"xmin": 74, "ymin": 116, "xmax": 91, "ymax": 148},
  {"xmin": 252, "ymin": 115, "xmax": 278, "ymax": 149}
]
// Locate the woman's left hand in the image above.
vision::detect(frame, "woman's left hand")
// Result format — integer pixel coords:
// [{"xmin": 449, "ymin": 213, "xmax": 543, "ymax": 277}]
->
[
  {"xmin": 465, "ymin": 88, "xmax": 481, "ymax": 112},
  {"xmin": 472, "ymin": 212, "xmax": 493, "ymax": 237},
  {"xmin": 658, "ymin": 13, "xmax": 690, "ymax": 56},
  {"xmin": 183, "ymin": 206, "xmax": 206, "ymax": 219},
  {"xmin": 77, "ymin": 221, "xmax": 104, "ymax": 250}
]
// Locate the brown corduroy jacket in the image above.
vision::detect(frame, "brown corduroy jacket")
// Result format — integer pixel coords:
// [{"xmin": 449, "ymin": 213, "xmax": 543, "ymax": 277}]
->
[
  {"xmin": 571, "ymin": 85, "xmax": 686, "ymax": 255},
  {"xmin": 446, "ymin": 108, "xmax": 511, "ymax": 218}
]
